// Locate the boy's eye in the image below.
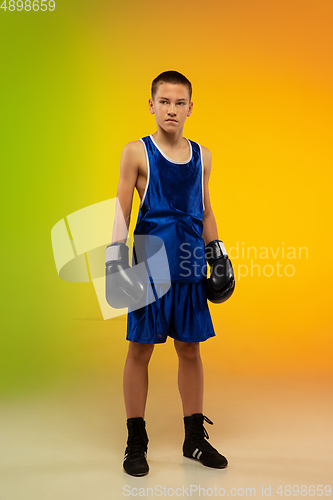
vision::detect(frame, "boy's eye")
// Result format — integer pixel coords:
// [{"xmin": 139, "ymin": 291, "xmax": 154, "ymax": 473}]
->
[{"xmin": 159, "ymin": 100, "xmax": 185, "ymax": 105}]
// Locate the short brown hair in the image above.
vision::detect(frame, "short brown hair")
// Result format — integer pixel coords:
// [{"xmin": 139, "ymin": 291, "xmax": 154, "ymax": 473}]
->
[{"xmin": 151, "ymin": 71, "xmax": 192, "ymax": 101}]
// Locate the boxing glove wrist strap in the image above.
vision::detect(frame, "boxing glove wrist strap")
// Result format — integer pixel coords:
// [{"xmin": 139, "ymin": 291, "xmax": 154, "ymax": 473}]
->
[
  {"xmin": 205, "ymin": 239, "xmax": 228, "ymax": 264},
  {"xmin": 105, "ymin": 242, "xmax": 129, "ymax": 265}
]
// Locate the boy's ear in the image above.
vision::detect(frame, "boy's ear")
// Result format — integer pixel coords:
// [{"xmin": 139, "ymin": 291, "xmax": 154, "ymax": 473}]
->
[
  {"xmin": 148, "ymin": 98, "xmax": 155, "ymax": 115},
  {"xmin": 187, "ymin": 101, "xmax": 193, "ymax": 117}
]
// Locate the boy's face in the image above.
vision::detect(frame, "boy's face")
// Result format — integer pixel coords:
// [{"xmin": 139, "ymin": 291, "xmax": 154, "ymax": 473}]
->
[{"xmin": 148, "ymin": 82, "xmax": 193, "ymax": 133}]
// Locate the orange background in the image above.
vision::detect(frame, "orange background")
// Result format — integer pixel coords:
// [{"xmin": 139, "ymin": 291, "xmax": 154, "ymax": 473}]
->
[{"xmin": 1, "ymin": 0, "xmax": 332, "ymax": 397}]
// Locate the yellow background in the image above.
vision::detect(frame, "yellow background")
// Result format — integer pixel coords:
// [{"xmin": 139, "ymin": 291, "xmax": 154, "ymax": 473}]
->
[{"xmin": 1, "ymin": 0, "xmax": 332, "ymax": 398}]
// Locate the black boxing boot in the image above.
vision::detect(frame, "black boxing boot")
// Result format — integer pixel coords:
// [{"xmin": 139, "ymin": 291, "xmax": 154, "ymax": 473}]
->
[
  {"xmin": 183, "ymin": 413, "xmax": 228, "ymax": 469},
  {"xmin": 123, "ymin": 417, "xmax": 149, "ymax": 476}
]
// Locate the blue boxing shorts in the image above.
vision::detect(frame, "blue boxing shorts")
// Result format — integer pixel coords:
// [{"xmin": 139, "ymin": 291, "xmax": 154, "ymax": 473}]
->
[{"xmin": 126, "ymin": 280, "xmax": 216, "ymax": 344}]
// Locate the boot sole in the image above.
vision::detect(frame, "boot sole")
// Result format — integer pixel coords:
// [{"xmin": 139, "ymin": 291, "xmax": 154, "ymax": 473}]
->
[
  {"xmin": 123, "ymin": 467, "xmax": 149, "ymax": 477},
  {"xmin": 183, "ymin": 454, "xmax": 228, "ymax": 469}
]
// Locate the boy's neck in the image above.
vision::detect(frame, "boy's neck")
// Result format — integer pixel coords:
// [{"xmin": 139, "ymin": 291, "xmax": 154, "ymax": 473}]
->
[{"xmin": 152, "ymin": 127, "xmax": 186, "ymax": 149}]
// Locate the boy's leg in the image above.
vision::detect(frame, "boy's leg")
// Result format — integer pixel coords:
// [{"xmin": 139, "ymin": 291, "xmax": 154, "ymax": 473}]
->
[
  {"xmin": 122, "ymin": 341, "xmax": 154, "ymax": 477},
  {"xmin": 123, "ymin": 340, "xmax": 155, "ymax": 419},
  {"xmin": 174, "ymin": 338, "xmax": 228, "ymax": 469},
  {"xmin": 174, "ymin": 339, "xmax": 203, "ymax": 416}
]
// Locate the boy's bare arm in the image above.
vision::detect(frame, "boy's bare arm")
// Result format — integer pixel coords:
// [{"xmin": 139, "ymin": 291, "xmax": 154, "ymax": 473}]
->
[
  {"xmin": 202, "ymin": 146, "xmax": 219, "ymax": 246},
  {"xmin": 111, "ymin": 142, "xmax": 140, "ymax": 245}
]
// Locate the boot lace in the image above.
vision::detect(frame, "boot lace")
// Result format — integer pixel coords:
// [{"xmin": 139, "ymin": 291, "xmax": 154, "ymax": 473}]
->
[
  {"xmin": 190, "ymin": 415, "xmax": 214, "ymax": 441},
  {"xmin": 126, "ymin": 428, "xmax": 148, "ymax": 459}
]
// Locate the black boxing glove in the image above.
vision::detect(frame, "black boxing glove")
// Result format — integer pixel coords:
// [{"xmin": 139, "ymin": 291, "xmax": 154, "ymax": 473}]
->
[
  {"xmin": 105, "ymin": 242, "xmax": 145, "ymax": 309},
  {"xmin": 205, "ymin": 240, "xmax": 235, "ymax": 304}
]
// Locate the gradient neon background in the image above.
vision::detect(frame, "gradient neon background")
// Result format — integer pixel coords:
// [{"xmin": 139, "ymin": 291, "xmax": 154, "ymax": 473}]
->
[{"xmin": 0, "ymin": 0, "xmax": 332, "ymax": 399}]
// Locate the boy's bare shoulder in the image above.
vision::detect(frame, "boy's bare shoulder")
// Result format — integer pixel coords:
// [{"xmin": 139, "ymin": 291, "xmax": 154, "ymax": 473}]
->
[
  {"xmin": 199, "ymin": 145, "xmax": 212, "ymax": 173},
  {"xmin": 121, "ymin": 140, "xmax": 145, "ymax": 169},
  {"xmin": 200, "ymin": 144, "xmax": 212, "ymax": 157},
  {"xmin": 123, "ymin": 140, "xmax": 145, "ymax": 156}
]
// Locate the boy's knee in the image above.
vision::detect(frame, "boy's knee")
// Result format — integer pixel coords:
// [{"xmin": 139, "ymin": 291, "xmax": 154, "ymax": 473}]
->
[
  {"xmin": 128, "ymin": 342, "xmax": 154, "ymax": 363},
  {"xmin": 174, "ymin": 340, "xmax": 200, "ymax": 360}
]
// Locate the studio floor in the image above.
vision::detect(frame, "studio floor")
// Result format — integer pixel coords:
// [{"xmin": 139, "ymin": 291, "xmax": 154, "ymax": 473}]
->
[{"xmin": 1, "ymin": 372, "xmax": 332, "ymax": 500}]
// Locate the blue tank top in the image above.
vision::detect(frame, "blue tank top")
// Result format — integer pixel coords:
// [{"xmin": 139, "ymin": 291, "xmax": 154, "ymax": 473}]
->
[{"xmin": 132, "ymin": 134, "xmax": 207, "ymax": 283}]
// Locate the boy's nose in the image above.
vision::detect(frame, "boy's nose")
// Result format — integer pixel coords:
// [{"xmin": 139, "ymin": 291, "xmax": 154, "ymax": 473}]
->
[{"xmin": 168, "ymin": 104, "xmax": 176, "ymax": 115}]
